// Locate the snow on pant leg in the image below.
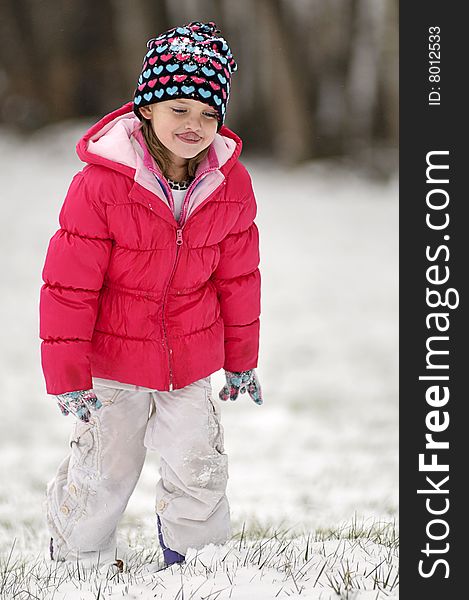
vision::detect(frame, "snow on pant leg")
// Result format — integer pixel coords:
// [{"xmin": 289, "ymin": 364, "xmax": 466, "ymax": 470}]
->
[
  {"xmin": 45, "ymin": 385, "xmax": 152, "ymax": 559},
  {"xmin": 144, "ymin": 376, "xmax": 231, "ymax": 556}
]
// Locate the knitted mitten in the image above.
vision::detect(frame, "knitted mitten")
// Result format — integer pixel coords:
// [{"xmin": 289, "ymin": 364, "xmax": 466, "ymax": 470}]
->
[
  {"xmin": 56, "ymin": 390, "xmax": 102, "ymax": 422},
  {"xmin": 219, "ymin": 369, "xmax": 263, "ymax": 405}
]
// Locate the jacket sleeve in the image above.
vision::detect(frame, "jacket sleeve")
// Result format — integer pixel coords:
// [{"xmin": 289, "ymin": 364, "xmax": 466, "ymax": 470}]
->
[
  {"xmin": 212, "ymin": 171, "xmax": 261, "ymax": 372},
  {"xmin": 39, "ymin": 169, "xmax": 113, "ymax": 395}
]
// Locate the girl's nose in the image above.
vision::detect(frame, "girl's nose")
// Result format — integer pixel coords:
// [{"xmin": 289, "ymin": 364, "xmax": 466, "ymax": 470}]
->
[{"xmin": 185, "ymin": 113, "xmax": 202, "ymax": 130}]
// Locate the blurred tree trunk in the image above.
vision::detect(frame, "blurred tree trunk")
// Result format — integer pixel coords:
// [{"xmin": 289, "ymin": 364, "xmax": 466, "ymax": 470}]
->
[
  {"xmin": 344, "ymin": 0, "xmax": 377, "ymax": 153},
  {"xmin": 309, "ymin": 0, "xmax": 357, "ymax": 158},
  {"xmin": 342, "ymin": 0, "xmax": 398, "ymax": 173},
  {"xmin": 60, "ymin": 0, "xmax": 126, "ymax": 116},
  {"xmin": 110, "ymin": 0, "xmax": 167, "ymax": 100},
  {"xmin": 256, "ymin": 0, "xmax": 313, "ymax": 164},
  {"xmin": 375, "ymin": 0, "xmax": 398, "ymax": 146},
  {"xmin": 0, "ymin": 0, "xmax": 50, "ymax": 127}
]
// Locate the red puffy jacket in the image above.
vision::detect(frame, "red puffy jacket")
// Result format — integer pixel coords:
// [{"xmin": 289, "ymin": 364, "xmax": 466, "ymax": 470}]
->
[{"xmin": 39, "ymin": 102, "xmax": 261, "ymax": 395}]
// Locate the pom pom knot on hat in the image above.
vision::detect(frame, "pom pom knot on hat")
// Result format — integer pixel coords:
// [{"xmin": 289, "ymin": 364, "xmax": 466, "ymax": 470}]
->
[{"xmin": 133, "ymin": 21, "xmax": 238, "ymax": 129}]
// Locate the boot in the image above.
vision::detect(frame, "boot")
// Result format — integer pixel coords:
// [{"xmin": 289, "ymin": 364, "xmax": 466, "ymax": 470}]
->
[{"xmin": 157, "ymin": 515, "xmax": 185, "ymax": 566}]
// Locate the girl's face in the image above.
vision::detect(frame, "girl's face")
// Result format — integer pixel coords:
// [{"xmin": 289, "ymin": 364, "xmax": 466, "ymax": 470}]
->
[{"xmin": 139, "ymin": 99, "xmax": 219, "ymax": 162}]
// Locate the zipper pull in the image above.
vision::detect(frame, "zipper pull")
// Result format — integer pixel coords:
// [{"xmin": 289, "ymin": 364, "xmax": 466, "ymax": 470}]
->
[{"xmin": 176, "ymin": 229, "xmax": 183, "ymax": 245}]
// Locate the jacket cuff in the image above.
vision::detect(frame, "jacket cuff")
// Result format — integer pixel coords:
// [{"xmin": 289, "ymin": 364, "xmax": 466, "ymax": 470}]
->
[
  {"xmin": 222, "ymin": 320, "xmax": 260, "ymax": 372},
  {"xmin": 41, "ymin": 340, "xmax": 93, "ymax": 395}
]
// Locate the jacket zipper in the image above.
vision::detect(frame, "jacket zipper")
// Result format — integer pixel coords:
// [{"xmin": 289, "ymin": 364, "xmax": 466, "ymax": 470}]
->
[
  {"xmin": 158, "ymin": 170, "xmax": 225, "ymax": 391},
  {"xmin": 161, "ymin": 227, "xmax": 183, "ymax": 390}
]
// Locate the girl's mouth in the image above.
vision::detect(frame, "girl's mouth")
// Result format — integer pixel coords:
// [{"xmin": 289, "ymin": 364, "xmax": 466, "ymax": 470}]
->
[{"xmin": 176, "ymin": 132, "xmax": 202, "ymax": 144}]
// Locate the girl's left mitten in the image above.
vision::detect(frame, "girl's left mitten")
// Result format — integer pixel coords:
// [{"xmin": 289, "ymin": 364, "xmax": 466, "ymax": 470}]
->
[
  {"xmin": 219, "ymin": 369, "xmax": 263, "ymax": 405},
  {"xmin": 56, "ymin": 390, "xmax": 102, "ymax": 422}
]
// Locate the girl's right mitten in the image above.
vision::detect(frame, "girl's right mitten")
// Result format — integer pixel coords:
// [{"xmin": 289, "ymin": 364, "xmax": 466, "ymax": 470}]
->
[{"xmin": 56, "ymin": 390, "xmax": 102, "ymax": 422}]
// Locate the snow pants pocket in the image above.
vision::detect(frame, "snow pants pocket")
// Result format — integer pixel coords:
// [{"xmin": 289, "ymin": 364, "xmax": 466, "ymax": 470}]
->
[
  {"xmin": 69, "ymin": 418, "xmax": 101, "ymax": 476},
  {"xmin": 205, "ymin": 384, "xmax": 225, "ymax": 455}
]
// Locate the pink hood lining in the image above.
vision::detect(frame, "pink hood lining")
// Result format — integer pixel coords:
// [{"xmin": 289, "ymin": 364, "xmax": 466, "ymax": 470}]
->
[{"xmin": 82, "ymin": 104, "xmax": 238, "ymax": 219}]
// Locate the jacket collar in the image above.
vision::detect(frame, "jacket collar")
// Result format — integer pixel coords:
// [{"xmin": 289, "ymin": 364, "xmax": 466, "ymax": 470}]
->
[{"xmin": 76, "ymin": 102, "xmax": 242, "ymax": 225}]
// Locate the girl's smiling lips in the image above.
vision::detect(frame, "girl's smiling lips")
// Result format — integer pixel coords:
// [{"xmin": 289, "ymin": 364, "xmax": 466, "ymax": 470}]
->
[{"xmin": 176, "ymin": 132, "xmax": 202, "ymax": 144}]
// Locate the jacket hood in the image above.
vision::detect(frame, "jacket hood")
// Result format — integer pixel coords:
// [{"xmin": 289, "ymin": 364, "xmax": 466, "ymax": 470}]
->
[{"xmin": 76, "ymin": 102, "xmax": 242, "ymax": 179}]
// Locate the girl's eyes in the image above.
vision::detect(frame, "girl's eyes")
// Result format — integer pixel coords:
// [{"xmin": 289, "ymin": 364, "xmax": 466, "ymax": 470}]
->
[{"xmin": 171, "ymin": 108, "xmax": 218, "ymax": 119}]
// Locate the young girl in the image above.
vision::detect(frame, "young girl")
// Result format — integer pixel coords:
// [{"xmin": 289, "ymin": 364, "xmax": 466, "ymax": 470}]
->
[{"xmin": 39, "ymin": 21, "xmax": 262, "ymax": 569}]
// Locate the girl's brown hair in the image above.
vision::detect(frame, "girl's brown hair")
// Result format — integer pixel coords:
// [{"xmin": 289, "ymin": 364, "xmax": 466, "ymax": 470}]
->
[{"xmin": 139, "ymin": 118, "xmax": 209, "ymax": 180}]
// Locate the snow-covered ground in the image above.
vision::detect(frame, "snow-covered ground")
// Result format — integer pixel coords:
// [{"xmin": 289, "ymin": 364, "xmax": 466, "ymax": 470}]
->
[{"xmin": 0, "ymin": 121, "xmax": 398, "ymax": 598}]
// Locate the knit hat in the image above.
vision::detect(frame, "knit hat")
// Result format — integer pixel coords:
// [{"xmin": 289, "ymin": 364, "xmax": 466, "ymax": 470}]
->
[{"xmin": 133, "ymin": 21, "xmax": 237, "ymax": 130}]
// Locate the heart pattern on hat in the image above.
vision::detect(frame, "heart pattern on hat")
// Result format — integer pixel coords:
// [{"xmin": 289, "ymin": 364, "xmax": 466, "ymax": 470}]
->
[
  {"xmin": 181, "ymin": 85, "xmax": 195, "ymax": 94},
  {"xmin": 202, "ymin": 66, "xmax": 215, "ymax": 77},
  {"xmin": 133, "ymin": 21, "xmax": 237, "ymax": 127}
]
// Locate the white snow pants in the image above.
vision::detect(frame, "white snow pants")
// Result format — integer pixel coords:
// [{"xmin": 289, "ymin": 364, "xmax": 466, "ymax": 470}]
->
[{"xmin": 45, "ymin": 376, "xmax": 230, "ymax": 560}]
